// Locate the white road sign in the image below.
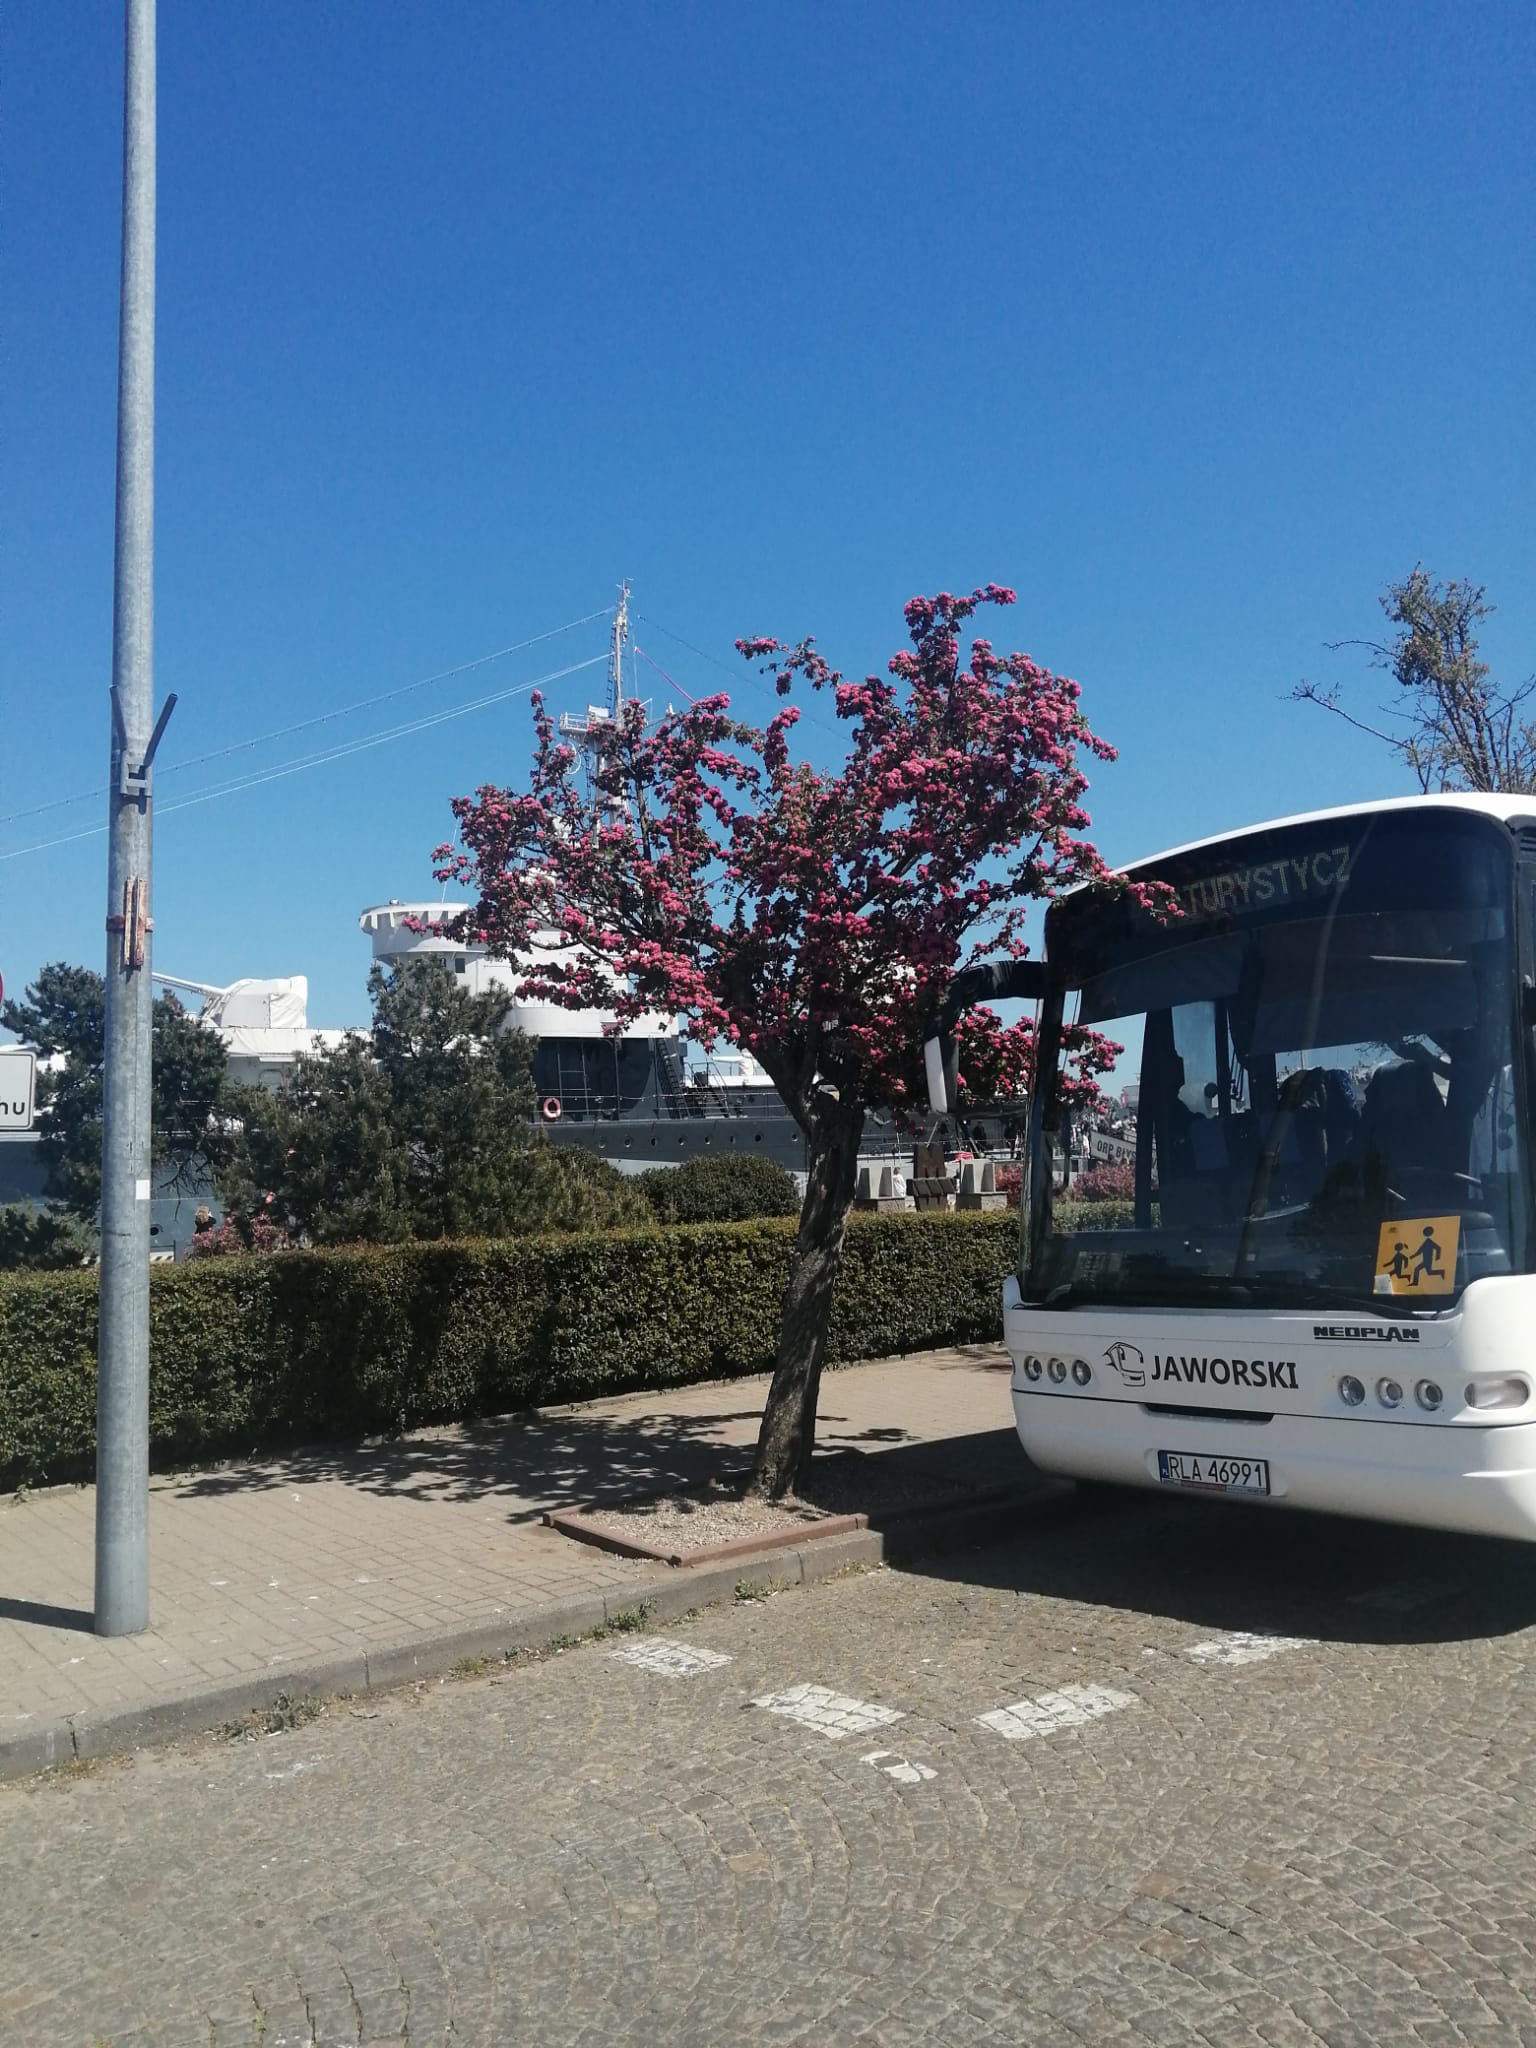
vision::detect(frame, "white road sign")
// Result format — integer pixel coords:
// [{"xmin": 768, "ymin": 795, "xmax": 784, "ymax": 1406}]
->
[
  {"xmin": 0, "ymin": 1048, "xmax": 37, "ymax": 1130},
  {"xmin": 1088, "ymin": 1129, "xmax": 1135, "ymax": 1164}
]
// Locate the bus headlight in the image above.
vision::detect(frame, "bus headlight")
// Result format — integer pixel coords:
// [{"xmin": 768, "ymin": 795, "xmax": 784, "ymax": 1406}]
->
[
  {"xmin": 1071, "ymin": 1358, "xmax": 1091, "ymax": 1387},
  {"xmin": 1376, "ymin": 1377, "xmax": 1403, "ymax": 1409},
  {"xmin": 1414, "ymin": 1378, "xmax": 1444, "ymax": 1411},
  {"xmin": 1339, "ymin": 1375, "xmax": 1365, "ymax": 1407},
  {"xmin": 1466, "ymin": 1376, "xmax": 1531, "ymax": 1410},
  {"xmin": 1023, "ymin": 1356, "xmax": 1042, "ymax": 1382},
  {"xmin": 1047, "ymin": 1357, "xmax": 1068, "ymax": 1384}
]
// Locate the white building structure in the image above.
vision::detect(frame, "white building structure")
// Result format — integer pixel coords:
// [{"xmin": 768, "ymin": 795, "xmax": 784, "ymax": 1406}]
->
[
  {"xmin": 153, "ymin": 975, "xmax": 349, "ymax": 1088},
  {"xmin": 357, "ymin": 900, "xmax": 675, "ymax": 1047}
]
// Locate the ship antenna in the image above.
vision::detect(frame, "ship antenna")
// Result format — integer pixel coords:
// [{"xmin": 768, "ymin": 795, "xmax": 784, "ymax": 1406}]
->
[
  {"xmin": 610, "ymin": 581, "xmax": 630, "ymax": 721},
  {"xmin": 558, "ymin": 584, "xmax": 633, "ymax": 831}
]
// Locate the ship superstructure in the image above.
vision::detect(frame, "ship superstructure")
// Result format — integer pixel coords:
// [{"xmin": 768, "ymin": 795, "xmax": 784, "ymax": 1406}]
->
[
  {"xmin": 153, "ymin": 974, "xmax": 348, "ymax": 1088},
  {"xmin": 355, "ymin": 585, "xmax": 812, "ymax": 1167},
  {"xmin": 356, "ymin": 898, "xmax": 802, "ymax": 1167}
]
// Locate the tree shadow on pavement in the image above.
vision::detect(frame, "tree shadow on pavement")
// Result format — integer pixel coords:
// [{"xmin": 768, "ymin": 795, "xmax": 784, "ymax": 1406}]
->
[
  {"xmin": 163, "ymin": 1346, "xmax": 1015, "ymax": 1519},
  {"xmin": 173, "ymin": 1404, "xmax": 766, "ymax": 1519},
  {"xmin": 909, "ymin": 1483, "xmax": 1536, "ymax": 1647},
  {"xmin": 169, "ymin": 1401, "xmax": 1031, "ymax": 1529}
]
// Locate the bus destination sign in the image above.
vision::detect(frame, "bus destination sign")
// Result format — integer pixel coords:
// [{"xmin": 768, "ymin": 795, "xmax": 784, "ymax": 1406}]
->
[{"xmin": 1178, "ymin": 842, "xmax": 1355, "ymax": 922}]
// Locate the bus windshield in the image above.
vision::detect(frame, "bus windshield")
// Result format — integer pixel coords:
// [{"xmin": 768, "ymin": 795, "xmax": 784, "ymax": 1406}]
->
[{"xmin": 1028, "ymin": 808, "xmax": 1531, "ymax": 1312}]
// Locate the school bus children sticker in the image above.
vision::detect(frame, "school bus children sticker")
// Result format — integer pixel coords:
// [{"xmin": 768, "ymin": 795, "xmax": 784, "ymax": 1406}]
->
[{"xmin": 1374, "ymin": 1217, "xmax": 1460, "ymax": 1297}]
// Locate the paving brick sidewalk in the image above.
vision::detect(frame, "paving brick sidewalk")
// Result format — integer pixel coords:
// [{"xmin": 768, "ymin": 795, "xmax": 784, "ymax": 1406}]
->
[{"xmin": 1, "ymin": 1345, "xmax": 1047, "ymax": 1776}]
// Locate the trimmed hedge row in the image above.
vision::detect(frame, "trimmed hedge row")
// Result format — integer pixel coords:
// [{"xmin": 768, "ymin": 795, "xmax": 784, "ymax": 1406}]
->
[
  {"xmin": 1054, "ymin": 1198, "xmax": 1136, "ymax": 1231},
  {"xmin": 0, "ymin": 1211, "xmax": 1015, "ymax": 1492},
  {"xmin": 636, "ymin": 1153, "xmax": 801, "ymax": 1224}
]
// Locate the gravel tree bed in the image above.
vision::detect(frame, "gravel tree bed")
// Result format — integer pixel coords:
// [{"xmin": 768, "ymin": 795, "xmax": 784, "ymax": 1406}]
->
[{"xmin": 569, "ymin": 1452, "xmax": 988, "ymax": 1556}]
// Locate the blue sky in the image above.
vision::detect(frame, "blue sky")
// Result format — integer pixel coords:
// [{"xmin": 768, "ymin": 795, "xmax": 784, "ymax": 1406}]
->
[{"xmin": 2, "ymin": 1, "xmax": 1531, "ymax": 1028}]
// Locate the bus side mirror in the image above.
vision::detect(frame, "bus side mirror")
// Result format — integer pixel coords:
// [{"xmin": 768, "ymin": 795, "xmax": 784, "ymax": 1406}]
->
[
  {"xmin": 923, "ymin": 1031, "xmax": 959, "ymax": 1115},
  {"xmin": 922, "ymin": 959, "xmax": 1049, "ymax": 1115}
]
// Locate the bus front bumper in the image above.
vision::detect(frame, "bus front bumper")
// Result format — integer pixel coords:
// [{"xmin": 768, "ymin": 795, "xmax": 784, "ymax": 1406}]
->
[{"xmin": 1011, "ymin": 1390, "xmax": 1536, "ymax": 1543}]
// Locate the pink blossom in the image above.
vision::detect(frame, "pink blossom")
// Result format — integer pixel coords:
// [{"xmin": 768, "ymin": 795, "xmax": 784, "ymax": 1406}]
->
[{"xmin": 438, "ymin": 584, "xmax": 1121, "ymax": 1128}]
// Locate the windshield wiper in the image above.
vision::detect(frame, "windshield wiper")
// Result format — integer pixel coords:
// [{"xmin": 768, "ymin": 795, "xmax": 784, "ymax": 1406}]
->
[
  {"xmin": 1037, "ymin": 1274, "xmax": 1437, "ymax": 1318},
  {"xmin": 1039, "ymin": 1274, "xmax": 1260, "ymax": 1310},
  {"xmin": 1274, "ymin": 1278, "xmax": 1433, "ymax": 1319}
]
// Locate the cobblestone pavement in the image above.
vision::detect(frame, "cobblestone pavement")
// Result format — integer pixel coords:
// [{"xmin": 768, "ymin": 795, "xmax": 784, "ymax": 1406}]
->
[{"xmin": 7, "ymin": 1489, "xmax": 1536, "ymax": 2046}]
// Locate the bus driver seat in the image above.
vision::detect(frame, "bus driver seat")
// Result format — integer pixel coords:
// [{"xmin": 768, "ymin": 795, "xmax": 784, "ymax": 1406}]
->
[{"xmin": 1360, "ymin": 1061, "xmax": 1455, "ymax": 1198}]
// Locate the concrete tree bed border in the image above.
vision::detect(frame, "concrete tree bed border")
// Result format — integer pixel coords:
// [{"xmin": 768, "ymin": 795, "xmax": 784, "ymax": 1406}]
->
[{"xmin": 543, "ymin": 1484, "xmax": 1018, "ymax": 1569}]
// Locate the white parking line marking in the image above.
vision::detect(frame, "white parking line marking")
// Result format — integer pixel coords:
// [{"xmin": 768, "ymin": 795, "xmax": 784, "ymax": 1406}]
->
[
  {"xmin": 976, "ymin": 1684, "xmax": 1136, "ymax": 1741},
  {"xmin": 861, "ymin": 1749, "xmax": 936, "ymax": 1784},
  {"xmin": 608, "ymin": 1639, "xmax": 732, "ymax": 1677},
  {"xmin": 1183, "ymin": 1631, "xmax": 1313, "ymax": 1667},
  {"xmin": 752, "ymin": 1683, "xmax": 904, "ymax": 1739}
]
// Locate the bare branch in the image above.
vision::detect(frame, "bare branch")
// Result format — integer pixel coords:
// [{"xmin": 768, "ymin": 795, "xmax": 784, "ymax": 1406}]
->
[{"xmin": 1289, "ymin": 682, "xmax": 1406, "ymax": 750}]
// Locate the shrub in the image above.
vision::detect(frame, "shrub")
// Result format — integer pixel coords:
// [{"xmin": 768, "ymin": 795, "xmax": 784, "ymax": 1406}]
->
[
  {"xmin": 0, "ymin": 1211, "xmax": 1014, "ymax": 1491},
  {"xmin": 521, "ymin": 1148, "xmax": 656, "ymax": 1232},
  {"xmin": 183, "ymin": 1213, "xmax": 290, "ymax": 1259},
  {"xmin": 637, "ymin": 1153, "xmax": 801, "ymax": 1225},
  {"xmin": 1052, "ymin": 1198, "xmax": 1136, "ymax": 1231},
  {"xmin": 0, "ymin": 1205, "xmax": 95, "ymax": 1272},
  {"xmin": 217, "ymin": 965, "xmax": 663, "ymax": 1246},
  {"xmin": 1072, "ymin": 1162, "xmax": 1134, "ymax": 1202}
]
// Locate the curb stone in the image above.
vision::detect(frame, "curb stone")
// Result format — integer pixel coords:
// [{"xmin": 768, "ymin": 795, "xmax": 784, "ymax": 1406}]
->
[
  {"xmin": 0, "ymin": 1482, "xmax": 1074, "ymax": 1785},
  {"xmin": 544, "ymin": 1503, "xmax": 869, "ymax": 1567},
  {"xmin": 544, "ymin": 1482, "xmax": 1023, "ymax": 1568}
]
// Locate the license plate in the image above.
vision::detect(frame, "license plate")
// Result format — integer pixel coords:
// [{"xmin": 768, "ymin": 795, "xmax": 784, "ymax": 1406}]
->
[{"xmin": 1157, "ymin": 1450, "xmax": 1270, "ymax": 1496}]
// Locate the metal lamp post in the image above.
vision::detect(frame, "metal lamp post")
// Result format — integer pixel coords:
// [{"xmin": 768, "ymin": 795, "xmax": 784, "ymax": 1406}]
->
[{"xmin": 96, "ymin": 0, "xmax": 162, "ymax": 1636}]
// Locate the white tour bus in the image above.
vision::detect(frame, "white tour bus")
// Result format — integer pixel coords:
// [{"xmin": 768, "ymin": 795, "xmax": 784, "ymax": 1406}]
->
[{"xmin": 928, "ymin": 794, "xmax": 1536, "ymax": 1540}]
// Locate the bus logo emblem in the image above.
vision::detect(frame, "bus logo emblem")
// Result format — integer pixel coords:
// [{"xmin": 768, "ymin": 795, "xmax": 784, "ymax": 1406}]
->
[{"xmin": 1104, "ymin": 1340, "xmax": 1146, "ymax": 1387}]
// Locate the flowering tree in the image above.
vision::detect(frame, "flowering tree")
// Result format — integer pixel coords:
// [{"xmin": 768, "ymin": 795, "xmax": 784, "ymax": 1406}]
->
[
  {"xmin": 1071, "ymin": 1162, "xmax": 1135, "ymax": 1202},
  {"xmin": 952, "ymin": 1005, "xmax": 1119, "ymax": 1113},
  {"xmin": 439, "ymin": 585, "xmax": 1124, "ymax": 1496}
]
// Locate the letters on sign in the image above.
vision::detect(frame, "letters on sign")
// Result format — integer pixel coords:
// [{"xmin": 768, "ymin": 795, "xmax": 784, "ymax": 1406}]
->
[{"xmin": 1177, "ymin": 844, "xmax": 1354, "ymax": 921}]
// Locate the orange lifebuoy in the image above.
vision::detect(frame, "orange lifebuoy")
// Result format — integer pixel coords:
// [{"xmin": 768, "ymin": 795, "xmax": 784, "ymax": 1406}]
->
[{"xmin": 541, "ymin": 1096, "xmax": 562, "ymax": 1121}]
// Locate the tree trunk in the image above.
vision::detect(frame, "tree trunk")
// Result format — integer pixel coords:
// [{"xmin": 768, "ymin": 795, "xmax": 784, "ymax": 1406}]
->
[{"xmin": 750, "ymin": 1106, "xmax": 865, "ymax": 1498}]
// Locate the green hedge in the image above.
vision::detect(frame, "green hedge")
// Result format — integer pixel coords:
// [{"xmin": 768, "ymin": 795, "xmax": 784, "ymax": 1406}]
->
[
  {"xmin": 636, "ymin": 1153, "xmax": 801, "ymax": 1224},
  {"xmin": 0, "ymin": 1212, "xmax": 1015, "ymax": 1492},
  {"xmin": 1053, "ymin": 1198, "xmax": 1137, "ymax": 1231}
]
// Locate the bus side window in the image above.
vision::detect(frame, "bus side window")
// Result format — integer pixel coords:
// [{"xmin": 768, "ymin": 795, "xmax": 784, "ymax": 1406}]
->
[{"xmin": 1471, "ymin": 1064, "xmax": 1517, "ymax": 1175}]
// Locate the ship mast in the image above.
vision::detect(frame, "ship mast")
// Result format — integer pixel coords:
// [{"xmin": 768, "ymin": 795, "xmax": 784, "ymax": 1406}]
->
[
  {"xmin": 558, "ymin": 583, "xmax": 632, "ymax": 823},
  {"xmin": 609, "ymin": 581, "xmax": 629, "ymax": 721}
]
